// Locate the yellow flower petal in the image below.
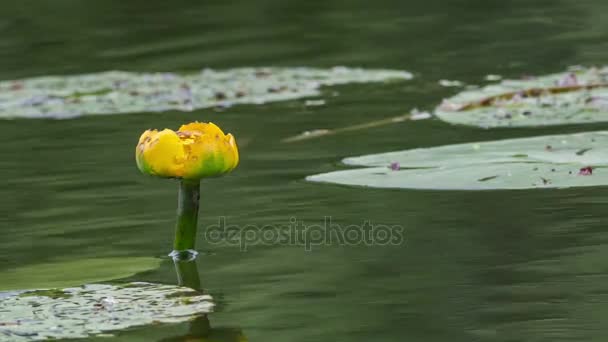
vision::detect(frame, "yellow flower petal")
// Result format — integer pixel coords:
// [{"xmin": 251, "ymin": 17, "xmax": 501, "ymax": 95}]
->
[
  {"xmin": 178, "ymin": 121, "xmax": 225, "ymax": 136},
  {"xmin": 226, "ymin": 133, "xmax": 239, "ymax": 170},
  {"xmin": 135, "ymin": 122, "xmax": 239, "ymax": 180},
  {"xmin": 136, "ymin": 129, "xmax": 185, "ymax": 177}
]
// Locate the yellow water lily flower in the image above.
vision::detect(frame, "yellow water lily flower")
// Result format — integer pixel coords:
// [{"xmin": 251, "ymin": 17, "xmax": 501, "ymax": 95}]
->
[{"xmin": 136, "ymin": 121, "xmax": 239, "ymax": 179}]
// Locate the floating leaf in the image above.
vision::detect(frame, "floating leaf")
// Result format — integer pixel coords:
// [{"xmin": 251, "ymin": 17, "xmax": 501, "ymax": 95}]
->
[
  {"xmin": 435, "ymin": 66, "xmax": 608, "ymax": 128},
  {"xmin": 0, "ymin": 67, "xmax": 412, "ymax": 119},
  {"xmin": 438, "ymin": 79, "xmax": 464, "ymax": 87},
  {"xmin": 307, "ymin": 131, "xmax": 608, "ymax": 190},
  {"xmin": 1, "ymin": 257, "xmax": 162, "ymax": 291},
  {"xmin": 0, "ymin": 282, "xmax": 213, "ymax": 341},
  {"xmin": 484, "ymin": 74, "xmax": 502, "ymax": 81}
]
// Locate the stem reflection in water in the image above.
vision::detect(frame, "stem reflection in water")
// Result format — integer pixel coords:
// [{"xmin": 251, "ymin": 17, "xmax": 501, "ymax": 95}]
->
[{"xmin": 162, "ymin": 257, "xmax": 246, "ymax": 342}]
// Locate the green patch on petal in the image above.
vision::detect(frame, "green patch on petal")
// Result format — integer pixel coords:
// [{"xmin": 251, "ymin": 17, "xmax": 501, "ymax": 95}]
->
[
  {"xmin": 136, "ymin": 153, "xmax": 155, "ymax": 175},
  {"xmin": 186, "ymin": 152, "xmax": 226, "ymax": 179}
]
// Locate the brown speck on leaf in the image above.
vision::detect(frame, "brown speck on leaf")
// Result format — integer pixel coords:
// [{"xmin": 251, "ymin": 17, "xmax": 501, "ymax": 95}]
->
[
  {"xmin": 576, "ymin": 148, "xmax": 592, "ymax": 156},
  {"xmin": 236, "ymin": 90, "xmax": 246, "ymax": 98},
  {"xmin": 214, "ymin": 92, "xmax": 227, "ymax": 100},
  {"xmin": 0, "ymin": 322, "xmax": 20, "ymax": 326},
  {"xmin": 129, "ymin": 90, "xmax": 139, "ymax": 96},
  {"xmin": 541, "ymin": 177, "xmax": 550, "ymax": 185},
  {"xmin": 255, "ymin": 70, "xmax": 271, "ymax": 78},
  {"xmin": 10, "ymin": 82, "xmax": 23, "ymax": 91},
  {"xmin": 268, "ymin": 85, "xmax": 288, "ymax": 93},
  {"xmin": 478, "ymin": 175, "xmax": 499, "ymax": 182},
  {"xmin": 545, "ymin": 145, "xmax": 553, "ymax": 151}
]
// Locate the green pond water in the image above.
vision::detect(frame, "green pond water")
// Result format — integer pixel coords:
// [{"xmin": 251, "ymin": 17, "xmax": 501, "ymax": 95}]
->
[{"xmin": 3, "ymin": 0, "xmax": 608, "ymax": 341}]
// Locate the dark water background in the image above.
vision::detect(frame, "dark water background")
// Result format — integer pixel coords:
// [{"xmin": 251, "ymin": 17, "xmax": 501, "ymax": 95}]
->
[{"xmin": 3, "ymin": 0, "xmax": 608, "ymax": 341}]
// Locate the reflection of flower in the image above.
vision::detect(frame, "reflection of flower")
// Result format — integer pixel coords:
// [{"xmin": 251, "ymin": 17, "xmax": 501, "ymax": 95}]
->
[{"xmin": 136, "ymin": 122, "xmax": 239, "ymax": 180}]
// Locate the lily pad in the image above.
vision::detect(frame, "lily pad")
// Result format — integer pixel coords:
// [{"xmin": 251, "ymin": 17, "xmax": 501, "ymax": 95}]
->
[
  {"xmin": 435, "ymin": 66, "xmax": 608, "ymax": 128},
  {"xmin": 307, "ymin": 131, "xmax": 608, "ymax": 190},
  {"xmin": 0, "ymin": 282, "xmax": 213, "ymax": 341},
  {"xmin": 1, "ymin": 257, "xmax": 162, "ymax": 291},
  {"xmin": 0, "ymin": 67, "xmax": 412, "ymax": 119}
]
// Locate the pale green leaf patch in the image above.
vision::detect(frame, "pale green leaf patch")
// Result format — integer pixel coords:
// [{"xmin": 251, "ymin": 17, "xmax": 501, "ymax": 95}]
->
[
  {"xmin": 435, "ymin": 66, "xmax": 608, "ymax": 128},
  {"xmin": 307, "ymin": 131, "xmax": 608, "ymax": 190}
]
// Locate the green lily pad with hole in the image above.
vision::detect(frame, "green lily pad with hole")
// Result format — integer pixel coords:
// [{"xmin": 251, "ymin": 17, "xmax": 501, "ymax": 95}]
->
[
  {"xmin": 0, "ymin": 67, "xmax": 412, "ymax": 119},
  {"xmin": 435, "ymin": 66, "xmax": 608, "ymax": 128},
  {"xmin": 0, "ymin": 282, "xmax": 213, "ymax": 341},
  {"xmin": 0, "ymin": 257, "xmax": 162, "ymax": 291},
  {"xmin": 307, "ymin": 131, "xmax": 608, "ymax": 190}
]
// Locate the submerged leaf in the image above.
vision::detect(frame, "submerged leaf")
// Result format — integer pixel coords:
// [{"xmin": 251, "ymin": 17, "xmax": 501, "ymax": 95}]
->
[
  {"xmin": 435, "ymin": 66, "xmax": 608, "ymax": 128},
  {"xmin": 0, "ymin": 257, "xmax": 162, "ymax": 291},
  {"xmin": 0, "ymin": 282, "xmax": 213, "ymax": 341},
  {"xmin": 306, "ymin": 131, "xmax": 608, "ymax": 190},
  {"xmin": 282, "ymin": 112, "xmax": 416, "ymax": 143},
  {"xmin": 0, "ymin": 67, "xmax": 412, "ymax": 119}
]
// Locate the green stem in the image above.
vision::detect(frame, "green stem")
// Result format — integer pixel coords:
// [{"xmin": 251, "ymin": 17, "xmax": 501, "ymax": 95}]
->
[{"xmin": 173, "ymin": 179, "xmax": 201, "ymax": 253}]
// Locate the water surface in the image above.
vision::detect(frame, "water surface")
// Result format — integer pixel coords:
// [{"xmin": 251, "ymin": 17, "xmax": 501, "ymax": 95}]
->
[{"xmin": 3, "ymin": 1, "xmax": 608, "ymax": 341}]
